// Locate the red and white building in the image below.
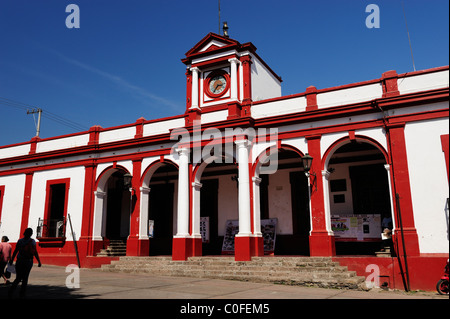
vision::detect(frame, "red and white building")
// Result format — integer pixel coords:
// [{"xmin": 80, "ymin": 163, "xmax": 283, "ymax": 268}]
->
[{"xmin": 0, "ymin": 33, "xmax": 448, "ymax": 291}]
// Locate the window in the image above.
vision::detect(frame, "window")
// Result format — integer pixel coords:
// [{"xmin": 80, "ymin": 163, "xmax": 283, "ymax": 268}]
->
[{"xmin": 37, "ymin": 179, "xmax": 70, "ymax": 238}]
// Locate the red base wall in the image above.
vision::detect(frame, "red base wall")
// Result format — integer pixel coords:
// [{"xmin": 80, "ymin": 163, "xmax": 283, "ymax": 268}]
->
[{"xmin": 333, "ymin": 254, "xmax": 448, "ymax": 292}]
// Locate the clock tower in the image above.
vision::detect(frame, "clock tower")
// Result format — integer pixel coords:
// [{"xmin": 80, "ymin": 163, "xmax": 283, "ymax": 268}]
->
[{"xmin": 182, "ymin": 33, "xmax": 282, "ymax": 125}]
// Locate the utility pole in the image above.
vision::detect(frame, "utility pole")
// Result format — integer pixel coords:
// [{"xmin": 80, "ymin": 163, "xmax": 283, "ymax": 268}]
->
[{"xmin": 27, "ymin": 108, "xmax": 42, "ymax": 137}]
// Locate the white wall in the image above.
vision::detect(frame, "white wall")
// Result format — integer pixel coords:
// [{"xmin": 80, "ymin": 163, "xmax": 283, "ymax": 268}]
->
[
  {"xmin": 251, "ymin": 57, "xmax": 282, "ymax": 102},
  {"xmin": 404, "ymin": 118, "xmax": 449, "ymax": 254},
  {"xmin": 28, "ymin": 166, "xmax": 86, "ymax": 241},
  {"xmin": 0, "ymin": 174, "xmax": 26, "ymax": 242}
]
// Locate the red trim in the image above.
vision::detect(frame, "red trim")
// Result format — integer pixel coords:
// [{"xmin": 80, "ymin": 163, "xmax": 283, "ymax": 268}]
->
[
  {"xmin": 240, "ymin": 55, "xmax": 252, "ymax": 102},
  {"xmin": 385, "ymin": 123, "xmax": 420, "ymax": 256},
  {"xmin": 305, "ymin": 86, "xmax": 318, "ymax": 111},
  {"xmin": 441, "ymin": 134, "xmax": 449, "ymax": 182},
  {"xmin": 381, "ymin": 70, "xmax": 399, "ymax": 98},
  {"xmin": 79, "ymin": 163, "xmax": 97, "ymax": 256},
  {"xmin": 0, "ymin": 185, "xmax": 5, "ymax": 224}
]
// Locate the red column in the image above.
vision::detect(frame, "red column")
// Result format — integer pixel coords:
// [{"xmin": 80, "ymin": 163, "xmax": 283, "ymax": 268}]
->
[
  {"xmin": 126, "ymin": 158, "xmax": 149, "ymax": 256},
  {"xmin": 78, "ymin": 163, "xmax": 98, "ymax": 258},
  {"xmin": 306, "ymin": 135, "xmax": 335, "ymax": 256},
  {"xmin": 387, "ymin": 123, "xmax": 420, "ymax": 256}
]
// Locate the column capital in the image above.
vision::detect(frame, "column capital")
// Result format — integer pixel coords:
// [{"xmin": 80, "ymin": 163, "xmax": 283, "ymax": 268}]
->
[
  {"xmin": 322, "ymin": 170, "xmax": 331, "ymax": 180},
  {"xmin": 252, "ymin": 176, "xmax": 262, "ymax": 185},
  {"xmin": 176, "ymin": 147, "xmax": 191, "ymax": 157},
  {"xmin": 140, "ymin": 186, "xmax": 151, "ymax": 194},
  {"xmin": 228, "ymin": 57, "xmax": 240, "ymax": 64},
  {"xmin": 190, "ymin": 66, "xmax": 200, "ymax": 73},
  {"xmin": 192, "ymin": 181, "xmax": 203, "ymax": 190},
  {"xmin": 234, "ymin": 139, "xmax": 252, "ymax": 148}
]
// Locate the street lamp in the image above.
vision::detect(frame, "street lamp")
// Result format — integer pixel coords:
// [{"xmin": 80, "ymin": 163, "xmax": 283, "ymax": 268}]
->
[
  {"xmin": 123, "ymin": 173, "xmax": 133, "ymax": 188},
  {"xmin": 301, "ymin": 153, "xmax": 313, "ymax": 177},
  {"xmin": 302, "ymin": 153, "xmax": 317, "ymax": 192}
]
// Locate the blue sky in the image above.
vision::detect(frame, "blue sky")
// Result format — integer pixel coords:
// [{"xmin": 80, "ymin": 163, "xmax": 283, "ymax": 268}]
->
[{"xmin": 0, "ymin": 0, "xmax": 448, "ymax": 146}]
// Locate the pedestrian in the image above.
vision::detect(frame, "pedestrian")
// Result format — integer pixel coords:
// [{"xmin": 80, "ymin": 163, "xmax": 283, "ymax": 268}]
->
[
  {"xmin": 8, "ymin": 228, "xmax": 42, "ymax": 298},
  {"xmin": 0, "ymin": 236, "xmax": 12, "ymax": 284}
]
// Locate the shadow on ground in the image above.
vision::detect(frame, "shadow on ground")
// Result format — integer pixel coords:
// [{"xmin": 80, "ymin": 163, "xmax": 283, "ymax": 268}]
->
[{"xmin": 0, "ymin": 283, "xmax": 98, "ymax": 299}]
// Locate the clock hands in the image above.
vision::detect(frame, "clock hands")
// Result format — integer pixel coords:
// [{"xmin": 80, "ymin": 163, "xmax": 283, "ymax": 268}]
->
[{"xmin": 212, "ymin": 80, "xmax": 224, "ymax": 93}]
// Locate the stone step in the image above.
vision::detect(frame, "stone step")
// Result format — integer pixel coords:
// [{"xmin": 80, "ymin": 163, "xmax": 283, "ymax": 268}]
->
[{"xmin": 101, "ymin": 256, "xmax": 367, "ymax": 290}]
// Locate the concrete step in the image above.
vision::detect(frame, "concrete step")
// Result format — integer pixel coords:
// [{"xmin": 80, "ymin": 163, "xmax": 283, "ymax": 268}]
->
[
  {"xmin": 96, "ymin": 241, "xmax": 127, "ymax": 257},
  {"xmin": 101, "ymin": 256, "xmax": 368, "ymax": 290}
]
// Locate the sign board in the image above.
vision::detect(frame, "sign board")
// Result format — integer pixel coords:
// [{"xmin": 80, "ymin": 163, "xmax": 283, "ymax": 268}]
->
[
  {"xmin": 221, "ymin": 219, "xmax": 278, "ymax": 254},
  {"xmin": 261, "ymin": 218, "xmax": 277, "ymax": 254},
  {"xmin": 200, "ymin": 217, "xmax": 210, "ymax": 243},
  {"xmin": 148, "ymin": 220, "xmax": 154, "ymax": 238},
  {"xmin": 331, "ymin": 214, "xmax": 381, "ymax": 240}
]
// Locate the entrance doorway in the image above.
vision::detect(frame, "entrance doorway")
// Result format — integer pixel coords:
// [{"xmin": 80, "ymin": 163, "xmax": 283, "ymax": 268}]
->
[
  {"xmin": 326, "ymin": 141, "xmax": 392, "ymax": 255},
  {"xmin": 147, "ymin": 163, "xmax": 178, "ymax": 256},
  {"xmin": 105, "ymin": 171, "xmax": 131, "ymax": 240},
  {"xmin": 258, "ymin": 148, "xmax": 310, "ymax": 255}
]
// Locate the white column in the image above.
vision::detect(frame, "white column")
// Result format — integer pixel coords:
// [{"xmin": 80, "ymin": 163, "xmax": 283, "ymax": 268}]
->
[
  {"xmin": 139, "ymin": 187, "xmax": 151, "ymax": 239},
  {"xmin": 321, "ymin": 170, "xmax": 334, "ymax": 235},
  {"xmin": 229, "ymin": 58, "xmax": 239, "ymax": 100},
  {"xmin": 191, "ymin": 181, "xmax": 203, "ymax": 239},
  {"xmin": 252, "ymin": 176, "xmax": 262, "ymax": 237},
  {"xmin": 384, "ymin": 164, "xmax": 397, "ymax": 230},
  {"xmin": 235, "ymin": 139, "xmax": 252, "ymax": 236},
  {"xmin": 175, "ymin": 148, "xmax": 190, "ymax": 237},
  {"xmin": 92, "ymin": 191, "xmax": 107, "ymax": 241},
  {"xmin": 190, "ymin": 67, "xmax": 200, "ymax": 109}
]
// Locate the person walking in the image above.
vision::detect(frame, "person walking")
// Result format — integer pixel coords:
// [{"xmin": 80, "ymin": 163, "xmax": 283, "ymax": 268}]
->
[
  {"xmin": 8, "ymin": 228, "xmax": 41, "ymax": 298},
  {"xmin": 0, "ymin": 236, "xmax": 12, "ymax": 284}
]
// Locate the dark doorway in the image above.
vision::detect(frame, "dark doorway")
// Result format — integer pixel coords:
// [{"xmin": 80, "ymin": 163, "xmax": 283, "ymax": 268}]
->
[
  {"xmin": 105, "ymin": 171, "xmax": 130, "ymax": 240},
  {"xmin": 289, "ymin": 171, "xmax": 311, "ymax": 255},
  {"xmin": 148, "ymin": 183, "xmax": 174, "ymax": 255},
  {"xmin": 200, "ymin": 179, "xmax": 221, "ymax": 255}
]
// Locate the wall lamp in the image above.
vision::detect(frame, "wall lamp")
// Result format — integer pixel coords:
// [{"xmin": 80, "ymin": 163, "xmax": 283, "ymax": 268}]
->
[
  {"xmin": 302, "ymin": 153, "xmax": 317, "ymax": 192},
  {"xmin": 123, "ymin": 173, "xmax": 135, "ymax": 195}
]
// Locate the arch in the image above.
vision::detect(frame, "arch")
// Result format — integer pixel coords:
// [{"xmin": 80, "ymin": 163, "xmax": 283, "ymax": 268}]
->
[
  {"xmin": 95, "ymin": 165, "xmax": 131, "ymax": 193},
  {"xmin": 141, "ymin": 158, "xmax": 179, "ymax": 256},
  {"xmin": 322, "ymin": 135, "xmax": 389, "ymax": 170},
  {"xmin": 321, "ymin": 135, "xmax": 394, "ymax": 255},
  {"xmin": 191, "ymin": 152, "xmax": 238, "ymax": 255},
  {"xmin": 141, "ymin": 159, "xmax": 179, "ymax": 189},
  {"xmin": 252, "ymin": 143, "xmax": 305, "ymax": 177},
  {"xmin": 92, "ymin": 165, "xmax": 132, "ymax": 243},
  {"xmin": 252, "ymin": 143, "xmax": 310, "ymax": 255}
]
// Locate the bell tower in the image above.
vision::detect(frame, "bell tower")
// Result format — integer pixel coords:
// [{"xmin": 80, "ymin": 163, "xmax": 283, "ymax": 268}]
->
[{"xmin": 182, "ymin": 33, "xmax": 282, "ymax": 125}]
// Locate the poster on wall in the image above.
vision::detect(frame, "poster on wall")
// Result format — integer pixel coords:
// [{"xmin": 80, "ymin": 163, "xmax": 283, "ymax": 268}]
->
[
  {"xmin": 331, "ymin": 214, "xmax": 381, "ymax": 240},
  {"xmin": 148, "ymin": 220, "xmax": 154, "ymax": 238},
  {"xmin": 261, "ymin": 218, "xmax": 277, "ymax": 254},
  {"xmin": 200, "ymin": 217, "xmax": 210, "ymax": 243},
  {"xmin": 221, "ymin": 220, "xmax": 239, "ymax": 254},
  {"xmin": 221, "ymin": 219, "xmax": 278, "ymax": 254}
]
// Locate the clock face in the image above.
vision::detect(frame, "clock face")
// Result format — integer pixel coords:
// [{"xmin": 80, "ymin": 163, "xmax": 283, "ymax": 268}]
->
[
  {"xmin": 205, "ymin": 71, "xmax": 230, "ymax": 98},
  {"xmin": 208, "ymin": 75, "xmax": 227, "ymax": 95}
]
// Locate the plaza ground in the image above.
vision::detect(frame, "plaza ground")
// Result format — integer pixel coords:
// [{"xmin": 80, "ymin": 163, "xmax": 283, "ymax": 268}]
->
[{"xmin": 0, "ymin": 264, "xmax": 446, "ymax": 300}]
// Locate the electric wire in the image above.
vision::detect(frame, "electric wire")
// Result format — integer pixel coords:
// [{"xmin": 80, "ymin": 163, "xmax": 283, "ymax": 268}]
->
[{"xmin": 0, "ymin": 97, "xmax": 89, "ymax": 132}]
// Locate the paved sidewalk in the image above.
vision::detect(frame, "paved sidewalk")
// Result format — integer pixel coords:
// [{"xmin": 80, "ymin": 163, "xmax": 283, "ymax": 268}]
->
[{"xmin": 0, "ymin": 264, "xmax": 446, "ymax": 300}]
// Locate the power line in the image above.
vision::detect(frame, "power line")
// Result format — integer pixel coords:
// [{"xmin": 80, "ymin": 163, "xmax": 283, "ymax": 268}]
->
[
  {"xmin": 0, "ymin": 97, "xmax": 89, "ymax": 133},
  {"xmin": 401, "ymin": 1, "xmax": 416, "ymax": 72}
]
